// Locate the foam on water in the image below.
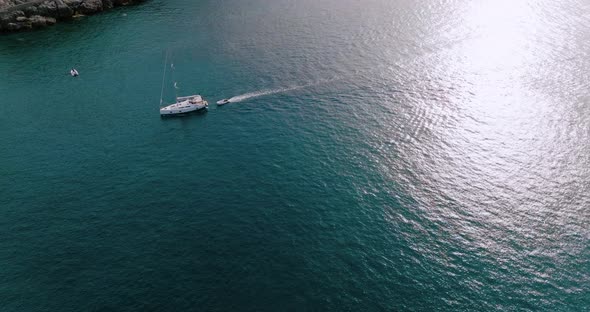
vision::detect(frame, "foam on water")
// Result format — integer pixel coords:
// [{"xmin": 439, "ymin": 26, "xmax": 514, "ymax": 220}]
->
[
  {"xmin": 227, "ymin": 78, "xmax": 338, "ymax": 103},
  {"xmin": 228, "ymin": 86, "xmax": 305, "ymax": 103}
]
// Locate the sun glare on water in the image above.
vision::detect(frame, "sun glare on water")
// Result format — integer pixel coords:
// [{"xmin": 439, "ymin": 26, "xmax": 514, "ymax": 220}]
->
[
  {"xmin": 460, "ymin": 0, "xmax": 541, "ymax": 71},
  {"xmin": 374, "ymin": 0, "xmax": 588, "ymax": 271},
  {"xmin": 424, "ymin": 0, "xmax": 589, "ymax": 260}
]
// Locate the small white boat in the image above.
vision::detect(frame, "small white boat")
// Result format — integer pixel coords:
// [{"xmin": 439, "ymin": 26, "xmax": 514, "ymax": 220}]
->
[
  {"xmin": 160, "ymin": 95, "xmax": 208, "ymax": 116},
  {"xmin": 70, "ymin": 68, "xmax": 79, "ymax": 77},
  {"xmin": 216, "ymin": 99, "xmax": 230, "ymax": 105}
]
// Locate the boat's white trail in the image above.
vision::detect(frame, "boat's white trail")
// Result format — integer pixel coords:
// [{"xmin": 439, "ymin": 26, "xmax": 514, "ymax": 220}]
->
[
  {"xmin": 228, "ymin": 85, "xmax": 303, "ymax": 103},
  {"xmin": 227, "ymin": 77, "xmax": 338, "ymax": 103}
]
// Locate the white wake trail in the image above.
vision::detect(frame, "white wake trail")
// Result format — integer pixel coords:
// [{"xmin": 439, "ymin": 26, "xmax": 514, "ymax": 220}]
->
[
  {"xmin": 227, "ymin": 76, "xmax": 342, "ymax": 103},
  {"xmin": 228, "ymin": 85, "xmax": 306, "ymax": 103}
]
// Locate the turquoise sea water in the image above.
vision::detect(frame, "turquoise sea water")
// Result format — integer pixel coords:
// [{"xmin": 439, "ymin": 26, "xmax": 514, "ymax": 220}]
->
[{"xmin": 1, "ymin": 0, "xmax": 589, "ymax": 310}]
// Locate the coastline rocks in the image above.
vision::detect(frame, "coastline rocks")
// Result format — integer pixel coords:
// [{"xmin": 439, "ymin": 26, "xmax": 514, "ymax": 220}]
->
[
  {"xmin": 37, "ymin": 0, "xmax": 73, "ymax": 18},
  {"xmin": 2, "ymin": 13, "xmax": 56, "ymax": 30},
  {"xmin": 30, "ymin": 14, "xmax": 55, "ymax": 26},
  {"xmin": 0, "ymin": 10, "xmax": 23, "ymax": 24},
  {"xmin": 22, "ymin": 4, "xmax": 36, "ymax": 15},
  {"xmin": 78, "ymin": 0, "xmax": 102, "ymax": 14},
  {"xmin": 0, "ymin": 0, "xmax": 144, "ymax": 33}
]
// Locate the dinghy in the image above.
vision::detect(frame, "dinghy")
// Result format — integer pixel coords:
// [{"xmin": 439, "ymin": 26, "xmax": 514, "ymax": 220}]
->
[{"xmin": 216, "ymin": 99, "xmax": 230, "ymax": 105}]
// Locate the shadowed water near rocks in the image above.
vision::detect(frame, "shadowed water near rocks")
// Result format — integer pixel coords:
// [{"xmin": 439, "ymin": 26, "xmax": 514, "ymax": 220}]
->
[{"xmin": 0, "ymin": 0, "xmax": 144, "ymax": 32}]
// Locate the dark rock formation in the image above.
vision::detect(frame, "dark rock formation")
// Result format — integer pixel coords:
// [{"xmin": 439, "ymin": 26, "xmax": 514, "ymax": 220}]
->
[
  {"xmin": 78, "ymin": 0, "xmax": 102, "ymax": 15},
  {"xmin": 0, "ymin": 0, "xmax": 144, "ymax": 33}
]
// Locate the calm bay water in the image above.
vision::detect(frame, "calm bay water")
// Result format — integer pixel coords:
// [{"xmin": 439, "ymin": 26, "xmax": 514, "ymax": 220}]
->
[{"xmin": 1, "ymin": 0, "xmax": 589, "ymax": 310}]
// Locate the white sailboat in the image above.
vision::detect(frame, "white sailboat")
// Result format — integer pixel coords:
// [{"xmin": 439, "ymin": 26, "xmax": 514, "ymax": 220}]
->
[
  {"xmin": 159, "ymin": 56, "xmax": 208, "ymax": 116},
  {"xmin": 160, "ymin": 94, "xmax": 208, "ymax": 116}
]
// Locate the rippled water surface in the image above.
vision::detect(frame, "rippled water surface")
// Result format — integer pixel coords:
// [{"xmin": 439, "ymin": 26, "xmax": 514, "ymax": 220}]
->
[{"xmin": 1, "ymin": 0, "xmax": 589, "ymax": 310}]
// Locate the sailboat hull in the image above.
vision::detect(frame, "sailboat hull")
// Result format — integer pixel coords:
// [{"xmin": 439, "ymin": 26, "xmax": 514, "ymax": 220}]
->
[{"xmin": 160, "ymin": 95, "xmax": 208, "ymax": 116}]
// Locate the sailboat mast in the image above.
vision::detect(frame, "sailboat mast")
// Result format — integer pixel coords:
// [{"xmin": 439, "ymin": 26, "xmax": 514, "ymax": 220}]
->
[
  {"xmin": 174, "ymin": 82, "xmax": 179, "ymax": 101},
  {"xmin": 171, "ymin": 63, "xmax": 178, "ymax": 102},
  {"xmin": 159, "ymin": 51, "xmax": 168, "ymax": 106}
]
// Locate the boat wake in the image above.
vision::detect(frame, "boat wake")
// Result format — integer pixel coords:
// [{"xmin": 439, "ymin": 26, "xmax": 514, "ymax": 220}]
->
[
  {"xmin": 228, "ymin": 85, "xmax": 304, "ymax": 103},
  {"xmin": 227, "ymin": 78, "xmax": 337, "ymax": 103}
]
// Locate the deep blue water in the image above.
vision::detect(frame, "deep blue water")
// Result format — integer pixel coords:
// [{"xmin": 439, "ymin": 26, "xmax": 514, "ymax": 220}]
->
[{"xmin": 1, "ymin": 0, "xmax": 589, "ymax": 310}]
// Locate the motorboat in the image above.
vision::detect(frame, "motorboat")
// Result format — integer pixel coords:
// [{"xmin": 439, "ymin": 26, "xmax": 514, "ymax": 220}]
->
[
  {"xmin": 160, "ymin": 95, "xmax": 208, "ymax": 116},
  {"xmin": 216, "ymin": 99, "xmax": 230, "ymax": 105},
  {"xmin": 70, "ymin": 68, "xmax": 79, "ymax": 77}
]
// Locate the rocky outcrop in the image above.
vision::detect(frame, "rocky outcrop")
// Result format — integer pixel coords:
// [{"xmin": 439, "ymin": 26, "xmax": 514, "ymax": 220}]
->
[
  {"xmin": 78, "ymin": 0, "xmax": 102, "ymax": 14},
  {"xmin": 0, "ymin": 0, "xmax": 144, "ymax": 33}
]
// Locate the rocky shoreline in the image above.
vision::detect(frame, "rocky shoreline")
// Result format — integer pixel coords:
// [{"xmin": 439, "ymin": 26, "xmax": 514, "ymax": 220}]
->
[{"xmin": 0, "ymin": 0, "xmax": 145, "ymax": 33}]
